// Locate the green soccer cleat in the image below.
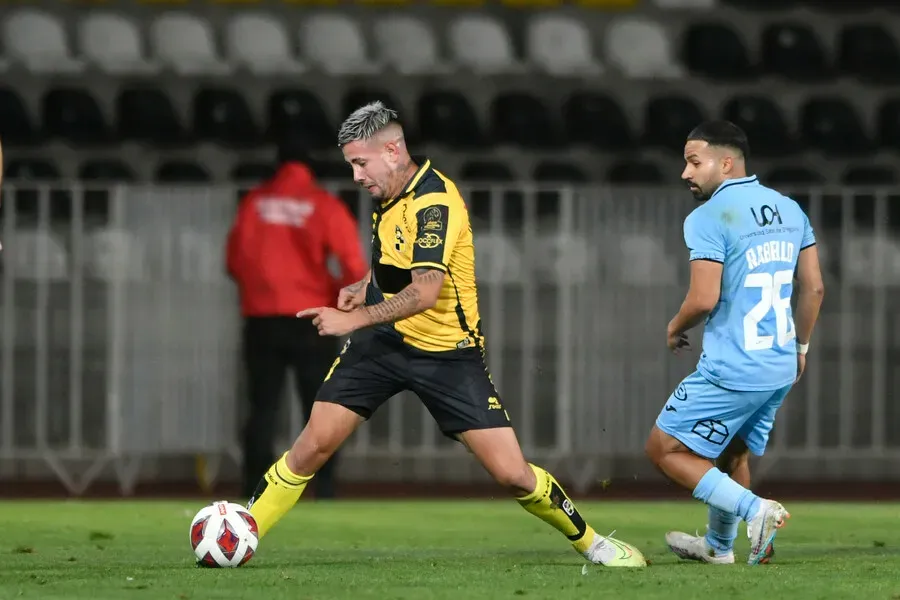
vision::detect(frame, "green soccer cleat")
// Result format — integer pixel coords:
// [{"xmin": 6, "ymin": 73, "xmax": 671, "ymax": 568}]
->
[{"xmin": 581, "ymin": 531, "xmax": 648, "ymax": 567}]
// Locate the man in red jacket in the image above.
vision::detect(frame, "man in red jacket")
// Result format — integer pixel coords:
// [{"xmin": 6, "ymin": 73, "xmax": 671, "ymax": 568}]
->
[{"xmin": 227, "ymin": 137, "xmax": 368, "ymax": 499}]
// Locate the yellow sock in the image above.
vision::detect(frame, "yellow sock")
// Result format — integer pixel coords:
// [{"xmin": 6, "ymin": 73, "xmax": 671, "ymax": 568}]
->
[
  {"xmin": 516, "ymin": 463, "xmax": 596, "ymax": 554},
  {"xmin": 247, "ymin": 452, "xmax": 313, "ymax": 539}
]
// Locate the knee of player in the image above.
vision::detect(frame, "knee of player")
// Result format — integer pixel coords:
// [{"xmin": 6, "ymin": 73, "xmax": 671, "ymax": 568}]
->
[{"xmin": 492, "ymin": 463, "xmax": 536, "ymax": 496}]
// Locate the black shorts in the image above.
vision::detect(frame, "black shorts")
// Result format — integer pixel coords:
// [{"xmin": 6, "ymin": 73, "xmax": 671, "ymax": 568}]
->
[{"xmin": 316, "ymin": 328, "xmax": 511, "ymax": 437}]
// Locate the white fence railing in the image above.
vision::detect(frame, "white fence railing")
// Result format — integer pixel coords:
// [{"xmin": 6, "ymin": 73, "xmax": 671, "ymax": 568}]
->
[{"xmin": 1, "ymin": 184, "xmax": 899, "ymax": 494}]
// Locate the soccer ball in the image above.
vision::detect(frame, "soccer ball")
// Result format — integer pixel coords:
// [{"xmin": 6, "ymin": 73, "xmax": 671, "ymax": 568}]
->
[{"xmin": 189, "ymin": 500, "xmax": 259, "ymax": 567}]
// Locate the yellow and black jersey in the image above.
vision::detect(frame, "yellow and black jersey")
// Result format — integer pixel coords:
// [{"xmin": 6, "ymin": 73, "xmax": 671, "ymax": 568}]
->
[{"xmin": 365, "ymin": 158, "xmax": 484, "ymax": 353}]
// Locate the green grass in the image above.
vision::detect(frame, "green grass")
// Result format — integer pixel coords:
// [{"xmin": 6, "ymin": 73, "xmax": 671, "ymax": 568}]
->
[{"xmin": 1, "ymin": 499, "xmax": 898, "ymax": 599}]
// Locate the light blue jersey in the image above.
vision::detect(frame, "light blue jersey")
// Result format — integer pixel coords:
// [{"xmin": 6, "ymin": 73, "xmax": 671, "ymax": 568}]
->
[
  {"xmin": 656, "ymin": 174, "xmax": 816, "ymax": 460},
  {"xmin": 683, "ymin": 175, "xmax": 816, "ymax": 392}
]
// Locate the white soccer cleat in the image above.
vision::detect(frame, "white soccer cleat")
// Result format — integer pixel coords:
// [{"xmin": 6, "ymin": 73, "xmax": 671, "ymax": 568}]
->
[
  {"xmin": 582, "ymin": 531, "xmax": 647, "ymax": 567},
  {"xmin": 665, "ymin": 530, "xmax": 735, "ymax": 564},
  {"xmin": 746, "ymin": 499, "xmax": 789, "ymax": 565}
]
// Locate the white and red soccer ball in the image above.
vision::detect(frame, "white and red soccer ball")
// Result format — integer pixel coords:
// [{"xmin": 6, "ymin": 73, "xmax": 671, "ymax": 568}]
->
[{"xmin": 190, "ymin": 501, "xmax": 259, "ymax": 568}]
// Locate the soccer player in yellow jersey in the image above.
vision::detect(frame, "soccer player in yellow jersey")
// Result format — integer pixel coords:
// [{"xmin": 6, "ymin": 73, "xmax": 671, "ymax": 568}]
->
[{"xmin": 246, "ymin": 102, "xmax": 646, "ymax": 568}]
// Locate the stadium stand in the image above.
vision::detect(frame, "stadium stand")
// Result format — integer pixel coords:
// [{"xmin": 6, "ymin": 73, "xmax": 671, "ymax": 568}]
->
[{"xmin": 0, "ymin": 0, "xmax": 898, "ymax": 234}]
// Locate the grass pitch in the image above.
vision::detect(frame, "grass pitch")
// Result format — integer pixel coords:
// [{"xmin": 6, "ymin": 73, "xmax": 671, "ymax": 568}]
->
[{"xmin": 1, "ymin": 499, "xmax": 898, "ymax": 599}]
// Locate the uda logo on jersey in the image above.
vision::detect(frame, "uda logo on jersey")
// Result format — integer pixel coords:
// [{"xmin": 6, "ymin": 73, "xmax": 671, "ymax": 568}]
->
[{"xmin": 751, "ymin": 204, "xmax": 782, "ymax": 227}]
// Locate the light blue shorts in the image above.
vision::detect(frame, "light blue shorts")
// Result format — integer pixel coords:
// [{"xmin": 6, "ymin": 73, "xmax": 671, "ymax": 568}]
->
[{"xmin": 655, "ymin": 370, "xmax": 792, "ymax": 460}]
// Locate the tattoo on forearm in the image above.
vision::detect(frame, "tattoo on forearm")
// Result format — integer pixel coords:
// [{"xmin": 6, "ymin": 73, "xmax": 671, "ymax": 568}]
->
[
  {"xmin": 345, "ymin": 272, "xmax": 371, "ymax": 294},
  {"xmin": 362, "ymin": 268, "xmax": 443, "ymax": 326}
]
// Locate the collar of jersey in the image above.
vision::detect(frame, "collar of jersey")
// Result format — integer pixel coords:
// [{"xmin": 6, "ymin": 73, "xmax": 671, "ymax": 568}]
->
[
  {"xmin": 710, "ymin": 174, "xmax": 759, "ymax": 200},
  {"xmin": 379, "ymin": 157, "xmax": 431, "ymax": 213}
]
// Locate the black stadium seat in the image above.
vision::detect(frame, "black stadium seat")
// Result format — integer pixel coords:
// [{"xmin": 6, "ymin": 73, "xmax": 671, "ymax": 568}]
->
[
  {"xmin": 562, "ymin": 92, "xmax": 632, "ymax": 150},
  {"xmin": 799, "ymin": 97, "xmax": 869, "ymax": 156},
  {"xmin": 760, "ymin": 24, "xmax": 829, "ymax": 82},
  {"xmin": 841, "ymin": 165, "xmax": 897, "ymax": 186},
  {"xmin": 156, "ymin": 161, "xmax": 211, "ymax": 183},
  {"xmin": 606, "ymin": 160, "xmax": 664, "ymax": 184},
  {"xmin": 342, "ymin": 88, "xmax": 401, "ymax": 123},
  {"xmin": 720, "ymin": 0, "xmax": 798, "ymax": 9},
  {"xmin": 533, "ymin": 161, "xmax": 587, "ymax": 183},
  {"xmin": 43, "ymin": 88, "xmax": 111, "ymax": 146},
  {"xmin": 838, "ymin": 25, "xmax": 900, "ymax": 84},
  {"xmin": 0, "ymin": 88, "xmax": 40, "ymax": 146},
  {"xmin": 231, "ymin": 162, "xmax": 275, "ymax": 183},
  {"xmin": 117, "ymin": 87, "xmax": 188, "ymax": 146},
  {"xmin": 642, "ymin": 95, "xmax": 705, "ymax": 152},
  {"xmin": 417, "ymin": 90, "xmax": 483, "ymax": 148},
  {"xmin": 722, "ymin": 95, "xmax": 792, "ymax": 157},
  {"xmin": 876, "ymin": 98, "xmax": 900, "ymax": 151},
  {"xmin": 3, "ymin": 159, "xmax": 67, "ymax": 221},
  {"xmin": 267, "ymin": 89, "xmax": 333, "ymax": 149},
  {"xmin": 79, "ymin": 160, "xmax": 136, "ymax": 221},
  {"xmin": 683, "ymin": 23, "xmax": 753, "ymax": 80},
  {"xmin": 193, "ymin": 87, "xmax": 260, "ymax": 147},
  {"xmin": 766, "ymin": 166, "xmax": 824, "ymax": 186},
  {"xmin": 489, "ymin": 92, "xmax": 556, "ymax": 149}
]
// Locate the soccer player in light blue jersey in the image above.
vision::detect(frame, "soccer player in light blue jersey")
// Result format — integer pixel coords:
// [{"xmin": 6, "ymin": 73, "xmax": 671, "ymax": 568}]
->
[{"xmin": 645, "ymin": 121, "xmax": 825, "ymax": 566}]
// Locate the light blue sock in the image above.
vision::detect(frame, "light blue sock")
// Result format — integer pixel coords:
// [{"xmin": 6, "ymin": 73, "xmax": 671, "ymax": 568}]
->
[
  {"xmin": 705, "ymin": 506, "xmax": 739, "ymax": 554},
  {"xmin": 692, "ymin": 468, "xmax": 761, "ymax": 522}
]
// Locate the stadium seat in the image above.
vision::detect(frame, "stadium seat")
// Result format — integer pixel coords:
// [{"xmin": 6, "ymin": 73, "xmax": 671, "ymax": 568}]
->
[
  {"xmin": 84, "ymin": 229, "xmax": 146, "ymax": 282},
  {"xmin": 652, "ymin": 0, "xmax": 715, "ymax": 7},
  {"xmin": 78, "ymin": 13, "xmax": 160, "ymax": 74},
  {"xmin": 4, "ymin": 159, "xmax": 67, "ymax": 222},
  {"xmin": 562, "ymin": 92, "xmax": 633, "ymax": 150},
  {"xmin": 838, "ymin": 25, "xmax": 900, "ymax": 84},
  {"xmin": 606, "ymin": 160, "xmax": 664, "ymax": 184},
  {"xmin": 42, "ymin": 88, "xmax": 112, "ymax": 146},
  {"xmin": 150, "ymin": 13, "xmax": 232, "ymax": 75},
  {"xmin": 876, "ymin": 98, "xmax": 900, "ymax": 152},
  {"xmin": 117, "ymin": 87, "xmax": 189, "ymax": 146},
  {"xmin": 417, "ymin": 91, "xmax": 484, "ymax": 148},
  {"xmin": 79, "ymin": 160, "xmax": 136, "ymax": 221},
  {"xmin": 231, "ymin": 162, "xmax": 276, "ymax": 183},
  {"xmin": 604, "ymin": 17, "xmax": 682, "ymax": 79},
  {"xmin": 0, "ymin": 88, "xmax": 41, "ymax": 146},
  {"xmin": 526, "ymin": 15, "xmax": 603, "ymax": 76},
  {"xmin": 8, "ymin": 230, "xmax": 69, "ymax": 281},
  {"xmin": 311, "ymin": 161, "xmax": 351, "ymax": 181},
  {"xmin": 225, "ymin": 14, "xmax": 306, "ymax": 75},
  {"xmin": 720, "ymin": 0, "xmax": 798, "ymax": 9},
  {"xmin": 342, "ymin": 88, "xmax": 402, "ymax": 124},
  {"xmin": 192, "ymin": 87, "xmax": 260, "ymax": 147},
  {"xmin": 373, "ymin": 16, "xmax": 447, "ymax": 75},
  {"xmin": 760, "ymin": 23, "xmax": 829, "ymax": 82},
  {"xmin": 299, "ymin": 14, "xmax": 380, "ymax": 75},
  {"xmin": 642, "ymin": 94, "xmax": 705, "ymax": 151},
  {"xmin": 842, "ymin": 165, "xmax": 897, "ymax": 186},
  {"xmin": 683, "ymin": 23, "xmax": 753, "ymax": 80},
  {"xmin": 155, "ymin": 160, "xmax": 211, "ymax": 183},
  {"xmin": 266, "ymin": 89, "xmax": 334, "ymax": 149},
  {"xmin": 459, "ymin": 160, "xmax": 516, "ymax": 223},
  {"xmin": 721, "ymin": 95, "xmax": 792, "ymax": 157},
  {"xmin": 448, "ymin": 15, "xmax": 523, "ymax": 74},
  {"xmin": 805, "ymin": 0, "xmax": 883, "ymax": 12},
  {"xmin": 533, "ymin": 161, "xmax": 588, "ymax": 183},
  {"xmin": 489, "ymin": 92, "xmax": 556, "ymax": 148},
  {"xmin": 3, "ymin": 9, "xmax": 85, "ymax": 74},
  {"xmin": 765, "ymin": 166, "xmax": 824, "ymax": 185},
  {"xmin": 799, "ymin": 97, "xmax": 870, "ymax": 156}
]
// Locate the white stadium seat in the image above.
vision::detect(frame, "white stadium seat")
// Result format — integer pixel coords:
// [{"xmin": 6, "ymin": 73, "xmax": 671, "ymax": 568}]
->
[
  {"xmin": 78, "ymin": 13, "xmax": 160, "ymax": 75},
  {"xmin": 527, "ymin": 15, "xmax": 603, "ymax": 77},
  {"xmin": 373, "ymin": 16, "xmax": 448, "ymax": 75},
  {"xmin": 604, "ymin": 17, "xmax": 683, "ymax": 79},
  {"xmin": 3, "ymin": 9, "xmax": 85, "ymax": 74},
  {"xmin": 150, "ymin": 13, "xmax": 232, "ymax": 76},
  {"xmin": 299, "ymin": 14, "xmax": 380, "ymax": 75},
  {"xmin": 449, "ymin": 15, "xmax": 524, "ymax": 74},
  {"xmin": 84, "ymin": 229, "xmax": 147, "ymax": 282},
  {"xmin": 225, "ymin": 13, "xmax": 306, "ymax": 75},
  {"xmin": 9, "ymin": 230, "xmax": 69, "ymax": 281}
]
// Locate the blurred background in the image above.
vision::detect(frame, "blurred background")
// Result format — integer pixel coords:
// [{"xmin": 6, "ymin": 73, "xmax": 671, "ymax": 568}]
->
[{"xmin": 0, "ymin": 0, "xmax": 898, "ymax": 500}]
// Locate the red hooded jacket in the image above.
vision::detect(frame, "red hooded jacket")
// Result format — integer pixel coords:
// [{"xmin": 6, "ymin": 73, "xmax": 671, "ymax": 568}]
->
[{"xmin": 226, "ymin": 163, "xmax": 368, "ymax": 317}]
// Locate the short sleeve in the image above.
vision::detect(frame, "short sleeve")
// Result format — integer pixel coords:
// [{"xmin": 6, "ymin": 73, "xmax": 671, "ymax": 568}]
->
[
  {"xmin": 410, "ymin": 194, "xmax": 463, "ymax": 271},
  {"xmin": 683, "ymin": 210, "xmax": 726, "ymax": 263},
  {"xmin": 801, "ymin": 211, "xmax": 816, "ymax": 250}
]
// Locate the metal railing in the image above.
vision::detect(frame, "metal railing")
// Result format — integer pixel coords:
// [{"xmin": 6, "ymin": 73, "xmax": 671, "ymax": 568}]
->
[{"xmin": 1, "ymin": 184, "xmax": 898, "ymax": 494}]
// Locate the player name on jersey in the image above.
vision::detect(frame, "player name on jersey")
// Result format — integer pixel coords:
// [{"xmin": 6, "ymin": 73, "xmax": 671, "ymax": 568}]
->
[{"xmin": 745, "ymin": 241, "xmax": 795, "ymax": 270}]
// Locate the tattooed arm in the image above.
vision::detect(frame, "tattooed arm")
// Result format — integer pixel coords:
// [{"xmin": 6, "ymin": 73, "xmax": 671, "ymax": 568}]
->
[
  {"xmin": 337, "ymin": 270, "xmax": 371, "ymax": 312},
  {"xmin": 360, "ymin": 268, "xmax": 444, "ymax": 326}
]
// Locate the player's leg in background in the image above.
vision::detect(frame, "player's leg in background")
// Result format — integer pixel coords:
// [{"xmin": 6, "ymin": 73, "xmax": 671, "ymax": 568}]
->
[
  {"xmin": 646, "ymin": 372, "xmax": 790, "ymax": 564},
  {"xmin": 241, "ymin": 317, "xmax": 290, "ymax": 499},
  {"xmin": 290, "ymin": 320, "xmax": 342, "ymax": 500}
]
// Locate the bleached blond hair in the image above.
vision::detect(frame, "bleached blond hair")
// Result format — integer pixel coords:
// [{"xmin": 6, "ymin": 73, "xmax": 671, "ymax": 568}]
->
[{"xmin": 337, "ymin": 101, "xmax": 400, "ymax": 147}]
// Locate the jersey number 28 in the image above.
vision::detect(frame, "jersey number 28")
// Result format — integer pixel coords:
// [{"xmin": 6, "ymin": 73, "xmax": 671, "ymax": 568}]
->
[{"xmin": 743, "ymin": 269, "xmax": 795, "ymax": 351}]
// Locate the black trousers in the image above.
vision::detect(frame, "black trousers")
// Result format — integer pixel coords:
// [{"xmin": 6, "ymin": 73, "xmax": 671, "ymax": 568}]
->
[{"xmin": 241, "ymin": 316, "xmax": 340, "ymax": 499}]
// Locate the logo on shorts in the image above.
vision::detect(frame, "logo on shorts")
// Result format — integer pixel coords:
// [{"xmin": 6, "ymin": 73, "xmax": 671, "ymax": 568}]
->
[
  {"xmin": 416, "ymin": 233, "xmax": 443, "ymax": 249},
  {"xmin": 488, "ymin": 396, "xmax": 503, "ymax": 410},
  {"xmin": 674, "ymin": 383, "xmax": 688, "ymax": 401},
  {"xmin": 691, "ymin": 419, "xmax": 729, "ymax": 446}
]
